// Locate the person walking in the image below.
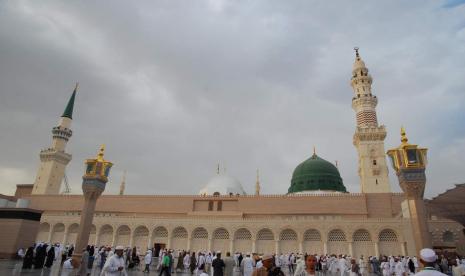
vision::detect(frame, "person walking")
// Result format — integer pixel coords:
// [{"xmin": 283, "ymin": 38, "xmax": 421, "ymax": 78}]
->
[
  {"xmin": 212, "ymin": 253, "xmax": 226, "ymax": 276},
  {"xmin": 223, "ymin": 252, "xmax": 235, "ymax": 276},
  {"xmin": 143, "ymin": 249, "xmax": 152, "ymax": 273}
]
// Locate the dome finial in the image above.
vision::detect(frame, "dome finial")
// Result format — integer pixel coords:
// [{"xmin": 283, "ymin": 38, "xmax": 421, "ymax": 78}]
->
[
  {"xmin": 97, "ymin": 144, "xmax": 105, "ymax": 162},
  {"xmin": 313, "ymin": 146, "xmax": 316, "ymax": 156},
  {"xmin": 401, "ymin": 126, "xmax": 409, "ymax": 144},
  {"xmin": 216, "ymin": 163, "xmax": 220, "ymax": 174}
]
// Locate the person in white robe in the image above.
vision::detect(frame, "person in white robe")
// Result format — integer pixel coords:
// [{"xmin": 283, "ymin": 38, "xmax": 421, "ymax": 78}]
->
[
  {"xmin": 184, "ymin": 252, "xmax": 191, "ymax": 272},
  {"xmin": 241, "ymin": 253, "xmax": 254, "ymax": 276},
  {"xmin": 359, "ymin": 256, "xmax": 367, "ymax": 276},
  {"xmin": 395, "ymin": 258, "xmax": 404, "ymax": 276},
  {"xmin": 339, "ymin": 256, "xmax": 348, "ymax": 276},
  {"xmin": 101, "ymin": 246, "xmax": 127, "ymax": 276},
  {"xmin": 329, "ymin": 256, "xmax": 339, "ymax": 276}
]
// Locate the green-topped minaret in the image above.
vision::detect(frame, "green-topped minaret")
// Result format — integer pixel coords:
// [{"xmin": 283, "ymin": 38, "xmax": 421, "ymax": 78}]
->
[
  {"xmin": 288, "ymin": 149, "xmax": 347, "ymax": 194},
  {"xmin": 62, "ymin": 83, "xmax": 77, "ymax": 119},
  {"xmin": 32, "ymin": 84, "xmax": 77, "ymax": 194}
]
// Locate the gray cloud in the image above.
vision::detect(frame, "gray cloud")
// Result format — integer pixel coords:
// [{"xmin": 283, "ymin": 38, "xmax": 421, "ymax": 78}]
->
[{"xmin": 0, "ymin": 0, "xmax": 464, "ymax": 198}]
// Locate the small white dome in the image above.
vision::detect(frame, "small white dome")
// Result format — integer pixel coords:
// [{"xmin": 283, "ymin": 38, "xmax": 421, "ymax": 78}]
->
[{"xmin": 199, "ymin": 173, "xmax": 247, "ymax": 196}]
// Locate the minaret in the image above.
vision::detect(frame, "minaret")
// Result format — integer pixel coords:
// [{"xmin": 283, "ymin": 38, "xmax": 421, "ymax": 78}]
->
[
  {"xmin": 351, "ymin": 49, "xmax": 391, "ymax": 193},
  {"xmin": 255, "ymin": 169, "xmax": 260, "ymax": 196},
  {"xmin": 32, "ymin": 84, "xmax": 77, "ymax": 195},
  {"xmin": 119, "ymin": 170, "xmax": 126, "ymax": 195}
]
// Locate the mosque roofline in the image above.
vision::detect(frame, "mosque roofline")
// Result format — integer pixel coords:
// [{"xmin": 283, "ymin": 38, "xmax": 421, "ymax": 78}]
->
[{"xmin": 25, "ymin": 192, "xmax": 405, "ymax": 198}]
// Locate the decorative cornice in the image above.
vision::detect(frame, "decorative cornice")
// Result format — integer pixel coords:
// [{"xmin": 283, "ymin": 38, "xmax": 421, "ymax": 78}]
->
[{"xmin": 39, "ymin": 149, "xmax": 72, "ymax": 164}]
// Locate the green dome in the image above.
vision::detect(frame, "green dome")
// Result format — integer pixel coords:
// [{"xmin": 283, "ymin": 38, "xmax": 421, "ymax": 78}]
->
[{"xmin": 288, "ymin": 154, "xmax": 347, "ymax": 193}]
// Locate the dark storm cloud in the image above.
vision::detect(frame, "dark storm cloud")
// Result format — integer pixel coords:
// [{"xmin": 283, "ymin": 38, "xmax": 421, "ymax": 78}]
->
[{"xmin": 0, "ymin": 0, "xmax": 464, "ymax": 198}]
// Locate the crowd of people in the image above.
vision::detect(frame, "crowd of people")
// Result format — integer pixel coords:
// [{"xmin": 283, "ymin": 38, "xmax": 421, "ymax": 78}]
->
[{"xmin": 16, "ymin": 243, "xmax": 465, "ymax": 276}]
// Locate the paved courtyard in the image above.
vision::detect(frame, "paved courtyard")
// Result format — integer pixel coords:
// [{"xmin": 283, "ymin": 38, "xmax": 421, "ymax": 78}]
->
[{"xmin": 0, "ymin": 259, "xmax": 267, "ymax": 276}]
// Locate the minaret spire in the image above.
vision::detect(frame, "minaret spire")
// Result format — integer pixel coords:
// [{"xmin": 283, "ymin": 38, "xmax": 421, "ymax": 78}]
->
[
  {"xmin": 350, "ymin": 49, "xmax": 391, "ymax": 193},
  {"xmin": 255, "ymin": 169, "xmax": 261, "ymax": 196},
  {"xmin": 62, "ymin": 82, "xmax": 78, "ymax": 119},
  {"xmin": 119, "ymin": 170, "xmax": 126, "ymax": 195}
]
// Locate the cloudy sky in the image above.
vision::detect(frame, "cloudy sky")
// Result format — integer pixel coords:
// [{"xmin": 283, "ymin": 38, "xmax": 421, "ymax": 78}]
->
[{"xmin": 1, "ymin": 0, "xmax": 464, "ymax": 198}]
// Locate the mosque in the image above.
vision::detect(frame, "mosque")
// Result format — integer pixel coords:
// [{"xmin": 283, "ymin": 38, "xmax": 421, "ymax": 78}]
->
[{"xmin": 1, "ymin": 50, "xmax": 464, "ymax": 259}]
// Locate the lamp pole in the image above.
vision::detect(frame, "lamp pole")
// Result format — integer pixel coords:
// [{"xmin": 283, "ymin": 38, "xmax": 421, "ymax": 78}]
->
[
  {"xmin": 72, "ymin": 145, "xmax": 113, "ymax": 271},
  {"xmin": 387, "ymin": 128, "xmax": 431, "ymax": 256}
]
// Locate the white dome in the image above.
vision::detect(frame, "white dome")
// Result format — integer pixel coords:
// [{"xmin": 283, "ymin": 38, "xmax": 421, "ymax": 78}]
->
[{"xmin": 199, "ymin": 173, "xmax": 247, "ymax": 196}]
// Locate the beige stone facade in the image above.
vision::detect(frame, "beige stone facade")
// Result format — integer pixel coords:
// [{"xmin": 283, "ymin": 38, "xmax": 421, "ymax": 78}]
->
[{"xmin": 24, "ymin": 192, "xmax": 464, "ymax": 257}]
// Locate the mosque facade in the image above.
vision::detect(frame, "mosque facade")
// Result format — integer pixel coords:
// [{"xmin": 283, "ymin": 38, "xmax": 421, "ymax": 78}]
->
[{"xmin": 6, "ymin": 51, "xmax": 464, "ymax": 258}]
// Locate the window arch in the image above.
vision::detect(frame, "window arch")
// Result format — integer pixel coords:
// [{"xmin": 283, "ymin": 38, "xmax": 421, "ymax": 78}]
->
[
  {"xmin": 257, "ymin": 229, "xmax": 274, "ymax": 240},
  {"xmin": 379, "ymin": 229, "xmax": 398, "ymax": 242},
  {"xmin": 192, "ymin": 227, "xmax": 208, "ymax": 239},
  {"xmin": 213, "ymin": 228, "xmax": 229, "ymax": 240},
  {"xmin": 153, "ymin": 226, "xmax": 168, "ymax": 238},
  {"xmin": 353, "ymin": 229, "xmax": 372, "ymax": 241},
  {"xmin": 280, "ymin": 229, "xmax": 297, "ymax": 241},
  {"xmin": 304, "ymin": 229, "xmax": 321, "ymax": 241},
  {"xmin": 443, "ymin": 231, "xmax": 454, "ymax": 243},
  {"xmin": 172, "ymin": 227, "xmax": 188, "ymax": 239},
  {"xmin": 328, "ymin": 229, "xmax": 346, "ymax": 241},
  {"xmin": 234, "ymin": 228, "xmax": 252, "ymax": 240}
]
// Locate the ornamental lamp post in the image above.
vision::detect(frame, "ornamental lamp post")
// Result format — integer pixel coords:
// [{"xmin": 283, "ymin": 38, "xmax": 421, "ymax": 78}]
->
[
  {"xmin": 72, "ymin": 145, "xmax": 113, "ymax": 270},
  {"xmin": 387, "ymin": 127, "xmax": 431, "ymax": 256}
]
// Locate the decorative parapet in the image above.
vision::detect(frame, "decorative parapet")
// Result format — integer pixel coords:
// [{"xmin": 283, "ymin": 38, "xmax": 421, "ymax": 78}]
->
[
  {"xmin": 353, "ymin": 125, "xmax": 386, "ymax": 143},
  {"xmin": 39, "ymin": 148, "xmax": 72, "ymax": 164}
]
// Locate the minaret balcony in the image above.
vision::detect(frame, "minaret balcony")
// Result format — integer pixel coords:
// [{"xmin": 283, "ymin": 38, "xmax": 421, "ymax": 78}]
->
[{"xmin": 39, "ymin": 148, "xmax": 72, "ymax": 164}]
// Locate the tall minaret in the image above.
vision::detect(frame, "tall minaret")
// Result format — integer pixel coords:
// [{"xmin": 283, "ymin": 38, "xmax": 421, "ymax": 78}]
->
[
  {"xmin": 351, "ymin": 49, "xmax": 391, "ymax": 193},
  {"xmin": 119, "ymin": 170, "xmax": 126, "ymax": 195},
  {"xmin": 32, "ymin": 84, "xmax": 77, "ymax": 195},
  {"xmin": 255, "ymin": 169, "xmax": 260, "ymax": 196}
]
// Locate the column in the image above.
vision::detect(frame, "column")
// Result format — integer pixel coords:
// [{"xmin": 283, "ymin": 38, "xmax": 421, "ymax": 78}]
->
[
  {"xmin": 129, "ymin": 232, "xmax": 135, "ymax": 248},
  {"xmin": 208, "ymin": 239, "xmax": 213, "ymax": 251},
  {"xmin": 47, "ymin": 229, "xmax": 53, "ymax": 243},
  {"xmin": 111, "ymin": 231, "xmax": 117, "ymax": 247},
  {"xmin": 323, "ymin": 242, "xmax": 328, "ymax": 255},
  {"xmin": 229, "ymin": 239, "xmax": 234, "ymax": 254},
  {"xmin": 62, "ymin": 226, "xmax": 70, "ymax": 245},
  {"xmin": 348, "ymin": 242, "xmax": 353, "ymax": 257},
  {"xmin": 374, "ymin": 242, "xmax": 379, "ymax": 257},
  {"xmin": 299, "ymin": 241, "xmax": 303, "ymax": 254},
  {"xmin": 147, "ymin": 235, "xmax": 153, "ymax": 249},
  {"xmin": 275, "ymin": 240, "xmax": 280, "ymax": 255},
  {"xmin": 252, "ymin": 239, "xmax": 256, "ymax": 253},
  {"xmin": 167, "ymin": 235, "xmax": 172, "ymax": 249},
  {"xmin": 187, "ymin": 238, "xmax": 191, "ymax": 251},
  {"xmin": 94, "ymin": 227, "xmax": 101, "ymax": 247},
  {"xmin": 400, "ymin": 242, "xmax": 406, "ymax": 256}
]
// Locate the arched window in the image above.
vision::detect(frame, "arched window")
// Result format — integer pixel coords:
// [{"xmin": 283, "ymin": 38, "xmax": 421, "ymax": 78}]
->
[
  {"xmin": 443, "ymin": 231, "xmax": 454, "ymax": 243},
  {"xmin": 379, "ymin": 229, "xmax": 398, "ymax": 242},
  {"xmin": 328, "ymin": 229, "xmax": 346, "ymax": 241}
]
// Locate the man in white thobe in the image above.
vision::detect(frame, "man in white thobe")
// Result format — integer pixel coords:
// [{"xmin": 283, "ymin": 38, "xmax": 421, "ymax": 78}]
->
[
  {"xmin": 339, "ymin": 255, "xmax": 347, "ymax": 276},
  {"xmin": 414, "ymin": 248, "xmax": 447, "ymax": 276},
  {"xmin": 359, "ymin": 256, "xmax": 367, "ymax": 276},
  {"xmin": 241, "ymin": 253, "xmax": 254, "ymax": 276},
  {"xmin": 102, "ymin": 246, "xmax": 128, "ymax": 276}
]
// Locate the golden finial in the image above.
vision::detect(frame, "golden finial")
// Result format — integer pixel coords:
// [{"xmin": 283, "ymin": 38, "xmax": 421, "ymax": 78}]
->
[
  {"xmin": 97, "ymin": 144, "xmax": 105, "ymax": 161},
  {"xmin": 335, "ymin": 160, "xmax": 338, "ymax": 168},
  {"xmin": 216, "ymin": 164, "xmax": 220, "ymax": 174},
  {"xmin": 354, "ymin": 47, "xmax": 360, "ymax": 58},
  {"xmin": 313, "ymin": 146, "xmax": 316, "ymax": 155},
  {"xmin": 74, "ymin": 82, "xmax": 79, "ymax": 92},
  {"xmin": 401, "ymin": 126, "xmax": 408, "ymax": 144}
]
